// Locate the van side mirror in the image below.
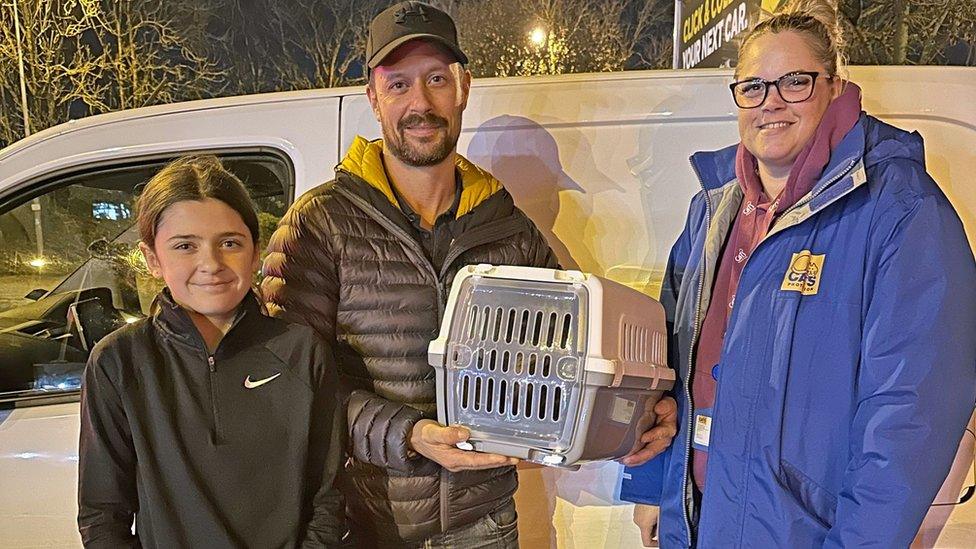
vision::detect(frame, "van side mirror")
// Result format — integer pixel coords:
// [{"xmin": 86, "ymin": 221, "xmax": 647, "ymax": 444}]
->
[{"xmin": 25, "ymin": 288, "xmax": 46, "ymax": 300}]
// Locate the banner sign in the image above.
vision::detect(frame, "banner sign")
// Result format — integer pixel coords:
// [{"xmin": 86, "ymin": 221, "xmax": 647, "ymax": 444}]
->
[{"xmin": 673, "ymin": 0, "xmax": 760, "ymax": 69}]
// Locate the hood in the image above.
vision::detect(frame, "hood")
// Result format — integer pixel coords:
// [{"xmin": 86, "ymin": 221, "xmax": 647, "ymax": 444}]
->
[
  {"xmin": 338, "ymin": 136, "xmax": 503, "ymax": 218},
  {"xmin": 860, "ymin": 114, "xmax": 926, "ymax": 170}
]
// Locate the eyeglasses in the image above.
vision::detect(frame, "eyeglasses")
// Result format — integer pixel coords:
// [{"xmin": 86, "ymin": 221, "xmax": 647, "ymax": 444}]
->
[{"xmin": 729, "ymin": 71, "xmax": 831, "ymax": 109}]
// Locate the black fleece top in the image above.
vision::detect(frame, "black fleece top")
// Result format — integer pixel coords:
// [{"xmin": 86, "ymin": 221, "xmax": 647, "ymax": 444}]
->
[{"xmin": 77, "ymin": 290, "xmax": 344, "ymax": 548}]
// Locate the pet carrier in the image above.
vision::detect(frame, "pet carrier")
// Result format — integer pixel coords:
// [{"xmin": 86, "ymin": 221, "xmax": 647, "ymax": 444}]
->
[{"xmin": 429, "ymin": 264, "xmax": 675, "ymax": 468}]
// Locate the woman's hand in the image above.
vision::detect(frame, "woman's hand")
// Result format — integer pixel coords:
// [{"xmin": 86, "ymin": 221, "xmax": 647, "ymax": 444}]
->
[
  {"xmin": 633, "ymin": 504, "xmax": 660, "ymax": 547},
  {"xmin": 621, "ymin": 396, "xmax": 678, "ymax": 467}
]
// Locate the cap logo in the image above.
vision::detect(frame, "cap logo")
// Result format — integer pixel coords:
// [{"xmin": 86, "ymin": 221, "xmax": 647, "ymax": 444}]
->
[{"xmin": 394, "ymin": 4, "xmax": 429, "ymax": 24}]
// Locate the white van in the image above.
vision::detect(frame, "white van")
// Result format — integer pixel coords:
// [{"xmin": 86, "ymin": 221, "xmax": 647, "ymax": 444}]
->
[{"xmin": 1, "ymin": 66, "xmax": 973, "ymax": 548}]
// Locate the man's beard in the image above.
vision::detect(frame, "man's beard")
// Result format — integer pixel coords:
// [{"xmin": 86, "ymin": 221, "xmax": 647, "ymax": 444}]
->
[{"xmin": 384, "ymin": 112, "xmax": 458, "ymax": 167}]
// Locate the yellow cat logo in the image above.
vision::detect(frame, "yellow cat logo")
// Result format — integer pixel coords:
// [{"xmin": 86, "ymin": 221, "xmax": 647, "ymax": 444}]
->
[{"xmin": 781, "ymin": 250, "xmax": 824, "ymax": 296}]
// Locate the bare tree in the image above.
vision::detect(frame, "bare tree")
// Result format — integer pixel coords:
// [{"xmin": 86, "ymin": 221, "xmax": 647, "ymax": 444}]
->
[
  {"xmin": 278, "ymin": 0, "xmax": 388, "ymax": 88},
  {"xmin": 0, "ymin": 0, "xmax": 223, "ymax": 149},
  {"xmin": 1, "ymin": 0, "xmax": 102, "ymax": 145},
  {"xmin": 88, "ymin": 0, "xmax": 225, "ymax": 112},
  {"xmin": 215, "ymin": 0, "xmax": 391, "ymax": 93},
  {"xmin": 838, "ymin": 0, "xmax": 976, "ymax": 65}
]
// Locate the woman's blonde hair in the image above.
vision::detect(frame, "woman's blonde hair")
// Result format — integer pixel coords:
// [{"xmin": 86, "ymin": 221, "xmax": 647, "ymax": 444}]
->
[{"xmin": 737, "ymin": 0, "xmax": 847, "ymax": 78}]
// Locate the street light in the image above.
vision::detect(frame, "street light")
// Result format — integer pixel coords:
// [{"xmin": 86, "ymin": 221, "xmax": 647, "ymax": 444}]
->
[{"xmin": 529, "ymin": 26, "xmax": 547, "ymax": 47}]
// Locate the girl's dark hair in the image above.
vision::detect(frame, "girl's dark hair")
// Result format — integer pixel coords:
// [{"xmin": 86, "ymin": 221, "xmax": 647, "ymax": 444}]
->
[
  {"xmin": 136, "ymin": 155, "xmax": 259, "ymax": 249},
  {"xmin": 737, "ymin": 1, "xmax": 846, "ymax": 79}
]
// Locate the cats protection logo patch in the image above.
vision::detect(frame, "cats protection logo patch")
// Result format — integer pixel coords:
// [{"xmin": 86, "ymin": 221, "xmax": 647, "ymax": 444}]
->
[{"xmin": 780, "ymin": 250, "xmax": 824, "ymax": 296}]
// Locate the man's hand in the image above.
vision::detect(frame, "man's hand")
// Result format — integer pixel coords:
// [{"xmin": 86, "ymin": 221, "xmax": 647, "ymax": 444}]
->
[
  {"xmin": 633, "ymin": 504, "xmax": 660, "ymax": 547},
  {"xmin": 409, "ymin": 419, "xmax": 519, "ymax": 472},
  {"xmin": 620, "ymin": 396, "xmax": 678, "ymax": 467}
]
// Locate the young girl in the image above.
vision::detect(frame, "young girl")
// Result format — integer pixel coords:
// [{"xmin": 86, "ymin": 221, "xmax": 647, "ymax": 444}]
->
[{"xmin": 77, "ymin": 156, "xmax": 344, "ymax": 548}]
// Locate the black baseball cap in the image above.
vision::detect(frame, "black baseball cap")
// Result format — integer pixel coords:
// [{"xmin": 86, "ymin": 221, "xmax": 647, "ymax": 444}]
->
[{"xmin": 366, "ymin": 1, "xmax": 468, "ymax": 72}]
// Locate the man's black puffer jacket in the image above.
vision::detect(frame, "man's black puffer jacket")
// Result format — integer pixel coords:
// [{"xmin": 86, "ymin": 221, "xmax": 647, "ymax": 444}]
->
[{"xmin": 262, "ymin": 137, "xmax": 557, "ymax": 545}]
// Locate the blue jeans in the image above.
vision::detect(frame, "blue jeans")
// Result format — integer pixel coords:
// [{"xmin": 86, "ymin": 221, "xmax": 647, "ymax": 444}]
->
[{"xmin": 420, "ymin": 500, "xmax": 519, "ymax": 549}]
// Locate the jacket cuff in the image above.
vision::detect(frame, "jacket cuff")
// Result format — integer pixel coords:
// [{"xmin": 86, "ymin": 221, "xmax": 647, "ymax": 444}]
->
[
  {"xmin": 348, "ymin": 390, "xmax": 425, "ymax": 473},
  {"xmin": 619, "ymin": 448, "xmax": 668, "ymax": 505}
]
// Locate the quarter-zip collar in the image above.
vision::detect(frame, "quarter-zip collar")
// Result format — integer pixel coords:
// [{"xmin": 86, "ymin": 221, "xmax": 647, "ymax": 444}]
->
[{"xmin": 151, "ymin": 288, "xmax": 261, "ymax": 355}]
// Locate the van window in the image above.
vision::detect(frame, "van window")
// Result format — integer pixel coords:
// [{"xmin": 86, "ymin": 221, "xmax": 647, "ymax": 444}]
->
[{"xmin": 0, "ymin": 153, "xmax": 291, "ymax": 403}]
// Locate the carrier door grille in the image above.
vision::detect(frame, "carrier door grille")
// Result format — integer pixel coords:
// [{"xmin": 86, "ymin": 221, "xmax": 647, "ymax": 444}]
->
[{"xmin": 444, "ymin": 277, "xmax": 587, "ymax": 450}]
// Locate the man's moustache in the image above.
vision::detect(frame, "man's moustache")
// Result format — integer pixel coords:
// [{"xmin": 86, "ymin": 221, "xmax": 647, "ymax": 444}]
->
[{"xmin": 399, "ymin": 114, "xmax": 448, "ymax": 131}]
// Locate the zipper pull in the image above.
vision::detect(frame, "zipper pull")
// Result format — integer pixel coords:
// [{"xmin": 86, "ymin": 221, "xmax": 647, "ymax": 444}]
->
[{"xmin": 208, "ymin": 355, "xmax": 216, "ymax": 372}]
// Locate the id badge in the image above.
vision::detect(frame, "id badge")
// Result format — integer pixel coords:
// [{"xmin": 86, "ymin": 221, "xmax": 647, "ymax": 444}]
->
[{"xmin": 692, "ymin": 408, "xmax": 713, "ymax": 452}]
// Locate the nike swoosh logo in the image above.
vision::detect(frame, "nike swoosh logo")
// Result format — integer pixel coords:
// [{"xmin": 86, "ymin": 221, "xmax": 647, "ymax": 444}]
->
[{"xmin": 243, "ymin": 372, "xmax": 281, "ymax": 389}]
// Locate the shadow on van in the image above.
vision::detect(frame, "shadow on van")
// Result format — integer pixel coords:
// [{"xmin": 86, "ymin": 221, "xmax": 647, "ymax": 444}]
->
[{"xmin": 467, "ymin": 115, "xmax": 628, "ymax": 272}]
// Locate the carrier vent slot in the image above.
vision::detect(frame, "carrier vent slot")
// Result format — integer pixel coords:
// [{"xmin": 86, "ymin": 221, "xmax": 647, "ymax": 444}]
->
[
  {"xmin": 493, "ymin": 307, "xmax": 504, "ymax": 341},
  {"xmin": 474, "ymin": 377, "xmax": 482, "ymax": 411},
  {"xmin": 553, "ymin": 386, "xmax": 562, "ymax": 421},
  {"xmin": 542, "ymin": 355, "xmax": 552, "ymax": 378},
  {"xmin": 461, "ymin": 375, "xmax": 470, "ymax": 409},
  {"xmin": 511, "ymin": 381, "xmax": 521, "ymax": 418},
  {"xmin": 498, "ymin": 379, "xmax": 508, "ymax": 414},
  {"xmin": 487, "ymin": 349, "xmax": 496, "ymax": 371},
  {"xmin": 539, "ymin": 384, "xmax": 549, "ymax": 420},
  {"xmin": 559, "ymin": 313, "xmax": 572, "ymax": 349},
  {"xmin": 652, "ymin": 331, "xmax": 666, "ymax": 365},
  {"xmin": 622, "ymin": 322, "xmax": 651, "ymax": 363},
  {"xmin": 476, "ymin": 349, "xmax": 485, "ymax": 370},
  {"xmin": 528, "ymin": 353, "xmax": 538, "ymax": 376},
  {"xmin": 505, "ymin": 309, "xmax": 517, "ymax": 343},
  {"xmin": 500, "ymin": 350, "xmax": 510, "ymax": 373},
  {"xmin": 514, "ymin": 352, "xmax": 524, "ymax": 375},
  {"xmin": 467, "ymin": 306, "xmax": 478, "ymax": 339},
  {"xmin": 480, "ymin": 307, "xmax": 491, "ymax": 340},
  {"xmin": 486, "ymin": 378, "xmax": 495, "ymax": 413},
  {"xmin": 524, "ymin": 382, "xmax": 535, "ymax": 418},
  {"xmin": 518, "ymin": 310, "xmax": 530, "ymax": 344},
  {"xmin": 546, "ymin": 312, "xmax": 558, "ymax": 347},
  {"xmin": 532, "ymin": 311, "xmax": 543, "ymax": 346}
]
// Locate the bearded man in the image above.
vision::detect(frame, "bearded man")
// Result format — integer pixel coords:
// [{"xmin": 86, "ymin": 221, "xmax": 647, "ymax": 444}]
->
[{"xmin": 262, "ymin": 2, "xmax": 675, "ymax": 546}]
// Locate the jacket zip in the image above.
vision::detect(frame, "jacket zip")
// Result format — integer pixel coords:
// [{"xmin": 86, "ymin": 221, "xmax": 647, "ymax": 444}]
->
[
  {"xmin": 762, "ymin": 158, "xmax": 859, "ymax": 242},
  {"xmin": 682, "ymin": 157, "xmax": 713, "ymax": 545},
  {"xmin": 207, "ymin": 355, "xmax": 221, "ymax": 445},
  {"xmin": 194, "ymin": 309, "xmax": 249, "ymax": 446},
  {"xmin": 432, "ymin": 225, "xmax": 525, "ymax": 533},
  {"xmin": 334, "ymin": 185, "xmax": 454, "ymax": 530},
  {"xmin": 335, "ymin": 181, "xmax": 526, "ymax": 534}
]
